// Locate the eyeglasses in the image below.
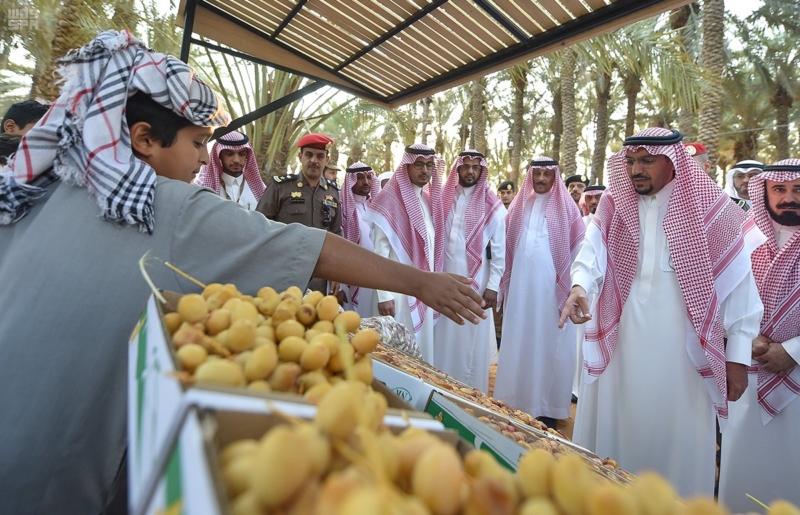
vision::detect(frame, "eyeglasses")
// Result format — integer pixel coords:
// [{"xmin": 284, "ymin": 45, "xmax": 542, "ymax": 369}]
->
[
  {"xmin": 458, "ymin": 164, "xmax": 482, "ymax": 172},
  {"xmin": 411, "ymin": 161, "xmax": 436, "ymax": 171}
]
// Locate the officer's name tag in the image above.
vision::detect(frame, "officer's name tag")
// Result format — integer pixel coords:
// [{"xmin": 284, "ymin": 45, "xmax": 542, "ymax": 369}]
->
[{"xmin": 290, "ymin": 198, "xmax": 305, "ymax": 204}]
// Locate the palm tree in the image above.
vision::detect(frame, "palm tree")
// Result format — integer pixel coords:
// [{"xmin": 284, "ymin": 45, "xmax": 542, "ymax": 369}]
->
[
  {"xmin": 697, "ymin": 0, "xmax": 726, "ymax": 177},
  {"xmin": 670, "ymin": 3, "xmax": 700, "ymax": 140},
  {"xmin": 32, "ymin": 0, "xmax": 114, "ymax": 100},
  {"xmin": 508, "ymin": 63, "xmax": 530, "ymax": 180},
  {"xmin": 719, "ymin": 53, "xmax": 771, "ymax": 165},
  {"xmin": 470, "ymin": 77, "xmax": 487, "ymax": 154},
  {"xmin": 420, "ymin": 97, "xmax": 433, "ymax": 146},
  {"xmin": 623, "ymin": 73, "xmax": 642, "ymax": 137},
  {"xmin": 560, "ymin": 49, "xmax": 578, "ymax": 177},
  {"xmin": 736, "ymin": 1, "xmax": 800, "ymax": 160}
]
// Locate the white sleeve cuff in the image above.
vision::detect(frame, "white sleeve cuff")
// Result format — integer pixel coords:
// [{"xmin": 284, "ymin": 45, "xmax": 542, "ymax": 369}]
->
[
  {"xmin": 376, "ymin": 290, "xmax": 394, "ymax": 303},
  {"xmin": 782, "ymin": 336, "xmax": 800, "ymax": 363},
  {"xmin": 571, "ymin": 270, "xmax": 596, "ymax": 297},
  {"xmin": 725, "ymin": 335, "xmax": 753, "ymax": 366}
]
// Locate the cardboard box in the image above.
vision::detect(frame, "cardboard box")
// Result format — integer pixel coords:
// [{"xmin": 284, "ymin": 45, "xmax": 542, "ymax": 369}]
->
[
  {"xmin": 425, "ymin": 392, "xmax": 524, "ymax": 471},
  {"xmin": 141, "ymin": 405, "xmax": 468, "ymax": 515},
  {"xmin": 129, "ymin": 292, "xmax": 439, "ymax": 514}
]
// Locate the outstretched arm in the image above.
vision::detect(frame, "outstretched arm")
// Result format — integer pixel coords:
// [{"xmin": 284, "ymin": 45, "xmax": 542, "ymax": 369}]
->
[{"xmin": 313, "ymin": 232, "xmax": 486, "ymax": 325}]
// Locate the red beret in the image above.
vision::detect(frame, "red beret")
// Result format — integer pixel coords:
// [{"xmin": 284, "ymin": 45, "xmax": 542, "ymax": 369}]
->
[
  {"xmin": 297, "ymin": 133, "xmax": 334, "ymax": 151},
  {"xmin": 684, "ymin": 142, "xmax": 707, "ymax": 156}
]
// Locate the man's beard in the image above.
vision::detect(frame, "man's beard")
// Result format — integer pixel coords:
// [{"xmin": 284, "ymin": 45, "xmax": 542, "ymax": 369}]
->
[{"xmin": 767, "ymin": 202, "xmax": 800, "ymax": 226}]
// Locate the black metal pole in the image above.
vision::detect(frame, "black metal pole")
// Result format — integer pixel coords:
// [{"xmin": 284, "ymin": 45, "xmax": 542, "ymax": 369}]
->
[
  {"xmin": 179, "ymin": 0, "xmax": 198, "ymax": 63},
  {"xmin": 212, "ymin": 81, "xmax": 327, "ymax": 140}
]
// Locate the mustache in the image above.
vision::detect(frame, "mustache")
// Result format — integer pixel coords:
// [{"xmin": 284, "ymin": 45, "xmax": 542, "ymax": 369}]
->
[
  {"xmin": 777, "ymin": 202, "xmax": 800, "ymax": 210},
  {"xmin": 631, "ymin": 174, "xmax": 649, "ymax": 180}
]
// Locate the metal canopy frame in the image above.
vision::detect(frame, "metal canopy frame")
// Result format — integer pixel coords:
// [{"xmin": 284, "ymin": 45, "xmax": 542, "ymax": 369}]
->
[{"xmin": 177, "ymin": 0, "xmax": 690, "ymax": 135}]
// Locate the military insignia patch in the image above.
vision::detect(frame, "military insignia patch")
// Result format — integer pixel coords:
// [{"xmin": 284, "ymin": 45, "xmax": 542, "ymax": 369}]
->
[
  {"xmin": 291, "ymin": 192, "xmax": 302, "ymax": 198},
  {"xmin": 323, "ymin": 195, "xmax": 338, "ymax": 208}
]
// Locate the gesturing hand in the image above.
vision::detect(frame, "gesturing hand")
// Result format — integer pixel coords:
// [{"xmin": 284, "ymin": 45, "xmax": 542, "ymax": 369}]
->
[
  {"xmin": 414, "ymin": 273, "xmax": 486, "ymax": 326},
  {"xmin": 558, "ymin": 285, "xmax": 592, "ymax": 328}
]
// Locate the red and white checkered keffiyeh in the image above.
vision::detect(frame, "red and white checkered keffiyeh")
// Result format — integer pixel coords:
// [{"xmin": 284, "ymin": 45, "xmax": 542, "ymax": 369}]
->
[
  {"xmin": 440, "ymin": 150, "xmax": 504, "ymax": 290},
  {"xmin": 581, "ymin": 188, "xmax": 604, "ymax": 216},
  {"xmin": 341, "ymin": 162, "xmax": 380, "ymax": 246},
  {"xmin": 365, "ymin": 144, "xmax": 446, "ymax": 332},
  {"xmin": 498, "ymin": 156, "xmax": 585, "ymax": 311},
  {"xmin": 341, "ymin": 162, "xmax": 380, "ymax": 309},
  {"xmin": 195, "ymin": 131, "xmax": 265, "ymax": 200},
  {"xmin": 747, "ymin": 159, "xmax": 800, "ymax": 423},
  {"xmin": 584, "ymin": 127, "xmax": 761, "ymax": 423},
  {"xmin": 1, "ymin": 30, "xmax": 229, "ymax": 233}
]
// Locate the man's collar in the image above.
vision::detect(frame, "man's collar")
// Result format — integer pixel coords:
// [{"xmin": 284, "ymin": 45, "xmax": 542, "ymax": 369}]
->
[
  {"xmin": 646, "ymin": 178, "xmax": 675, "ymax": 207},
  {"xmin": 221, "ymin": 172, "xmax": 242, "ymax": 186},
  {"xmin": 354, "ymin": 194, "xmax": 368, "ymax": 203},
  {"xmin": 771, "ymin": 218, "xmax": 800, "ymax": 238}
]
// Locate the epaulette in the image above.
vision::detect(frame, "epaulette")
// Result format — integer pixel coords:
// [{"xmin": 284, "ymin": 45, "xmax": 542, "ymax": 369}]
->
[
  {"xmin": 272, "ymin": 174, "xmax": 298, "ymax": 184},
  {"xmin": 326, "ymin": 178, "xmax": 339, "ymax": 190}
]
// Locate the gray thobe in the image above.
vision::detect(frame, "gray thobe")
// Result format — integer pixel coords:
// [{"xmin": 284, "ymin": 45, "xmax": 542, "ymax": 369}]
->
[{"xmin": 0, "ymin": 177, "xmax": 326, "ymax": 514}]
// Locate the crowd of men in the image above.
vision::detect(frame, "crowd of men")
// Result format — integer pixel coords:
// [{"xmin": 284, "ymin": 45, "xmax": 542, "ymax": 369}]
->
[{"xmin": 0, "ymin": 31, "xmax": 797, "ymax": 513}]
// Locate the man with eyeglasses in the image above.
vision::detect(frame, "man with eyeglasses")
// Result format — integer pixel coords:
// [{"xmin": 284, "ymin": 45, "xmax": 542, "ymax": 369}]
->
[
  {"xmin": 494, "ymin": 156, "xmax": 585, "ymax": 430},
  {"xmin": 433, "ymin": 150, "xmax": 506, "ymax": 393},
  {"xmin": 339, "ymin": 162, "xmax": 381, "ymax": 317},
  {"xmin": 560, "ymin": 128, "xmax": 764, "ymax": 497},
  {"xmin": 256, "ymin": 133, "xmax": 342, "ymax": 293},
  {"xmin": 724, "ymin": 160, "xmax": 764, "ymax": 210},
  {"xmin": 365, "ymin": 144, "xmax": 447, "ymax": 362}
]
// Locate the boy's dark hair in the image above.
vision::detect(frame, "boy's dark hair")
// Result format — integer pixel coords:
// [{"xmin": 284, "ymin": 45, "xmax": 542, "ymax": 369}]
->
[
  {"xmin": 125, "ymin": 91, "xmax": 196, "ymax": 147},
  {"xmin": 0, "ymin": 133, "xmax": 22, "ymax": 165},
  {"xmin": 1, "ymin": 100, "xmax": 49, "ymax": 133}
]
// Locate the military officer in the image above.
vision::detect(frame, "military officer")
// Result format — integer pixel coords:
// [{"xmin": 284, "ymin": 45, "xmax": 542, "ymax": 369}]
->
[
  {"xmin": 564, "ymin": 173, "xmax": 590, "ymax": 205},
  {"xmin": 256, "ymin": 133, "xmax": 342, "ymax": 293},
  {"xmin": 497, "ymin": 180, "xmax": 516, "ymax": 208}
]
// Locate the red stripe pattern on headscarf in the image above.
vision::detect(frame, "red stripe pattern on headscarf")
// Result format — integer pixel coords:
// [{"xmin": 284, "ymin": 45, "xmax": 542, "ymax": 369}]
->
[
  {"xmin": 195, "ymin": 131, "xmax": 265, "ymax": 200},
  {"xmin": 367, "ymin": 144, "xmax": 446, "ymax": 330},
  {"xmin": 341, "ymin": 162, "xmax": 380, "ymax": 309},
  {"xmin": 747, "ymin": 159, "xmax": 800, "ymax": 422},
  {"xmin": 440, "ymin": 150, "xmax": 503, "ymax": 290},
  {"xmin": 586, "ymin": 127, "xmax": 756, "ymax": 421},
  {"xmin": 4, "ymin": 30, "xmax": 229, "ymax": 233},
  {"xmin": 498, "ymin": 156, "xmax": 585, "ymax": 311}
]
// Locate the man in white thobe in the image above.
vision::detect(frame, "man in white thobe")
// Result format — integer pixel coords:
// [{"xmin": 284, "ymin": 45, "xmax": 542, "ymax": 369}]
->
[
  {"xmin": 720, "ymin": 161, "xmax": 800, "ymax": 511},
  {"xmin": 494, "ymin": 157, "xmax": 585, "ymax": 428},
  {"xmin": 366, "ymin": 144, "xmax": 446, "ymax": 363},
  {"xmin": 434, "ymin": 150, "xmax": 506, "ymax": 393},
  {"xmin": 573, "ymin": 184, "xmax": 606, "ymax": 400},
  {"xmin": 195, "ymin": 130, "xmax": 265, "ymax": 209},
  {"xmin": 339, "ymin": 162, "xmax": 381, "ymax": 318},
  {"xmin": 560, "ymin": 128, "xmax": 765, "ymax": 497}
]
